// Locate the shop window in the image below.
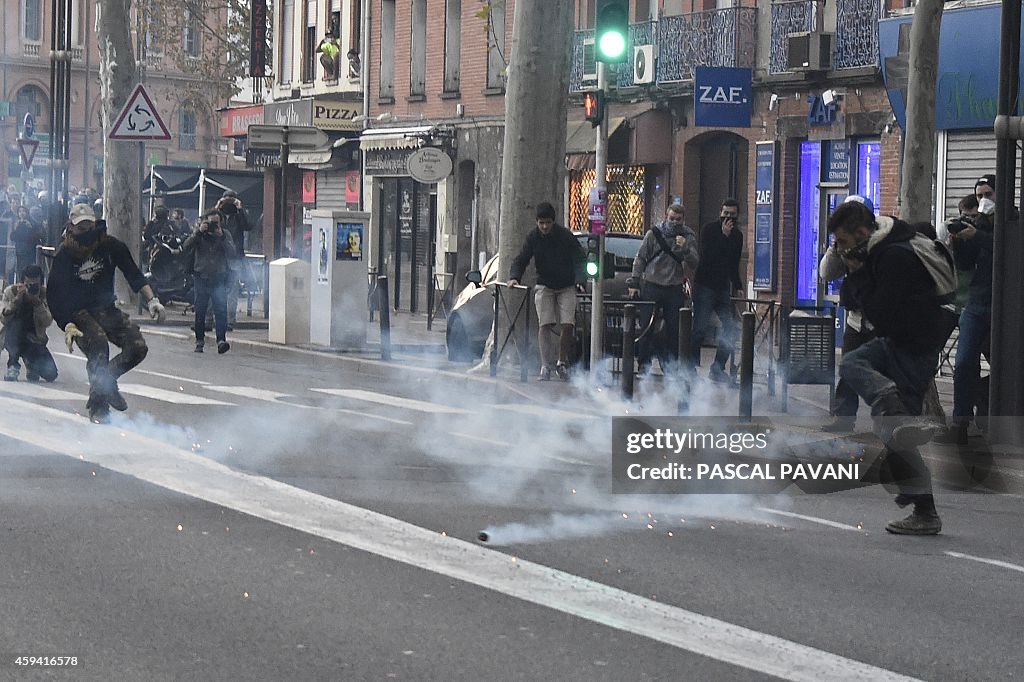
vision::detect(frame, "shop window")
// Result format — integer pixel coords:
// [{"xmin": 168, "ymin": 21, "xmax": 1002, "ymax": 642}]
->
[
  {"xmin": 854, "ymin": 140, "xmax": 881, "ymax": 213},
  {"xmin": 796, "ymin": 141, "xmax": 821, "ymax": 305},
  {"xmin": 569, "ymin": 166, "xmax": 646, "ymax": 235}
]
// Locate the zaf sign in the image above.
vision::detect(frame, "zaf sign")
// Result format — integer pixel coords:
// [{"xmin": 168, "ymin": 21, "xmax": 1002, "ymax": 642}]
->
[
  {"xmin": 807, "ymin": 94, "xmax": 837, "ymax": 126},
  {"xmin": 694, "ymin": 67, "xmax": 752, "ymax": 128}
]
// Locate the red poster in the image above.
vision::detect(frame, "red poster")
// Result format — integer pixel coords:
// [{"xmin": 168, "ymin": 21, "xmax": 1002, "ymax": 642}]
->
[
  {"xmin": 302, "ymin": 171, "xmax": 316, "ymax": 204},
  {"xmin": 345, "ymin": 171, "xmax": 361, "ymax": 205}
]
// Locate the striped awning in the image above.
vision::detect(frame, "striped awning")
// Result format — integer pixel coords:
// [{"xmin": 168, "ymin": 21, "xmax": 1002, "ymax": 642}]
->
[{"xmin": 359, "ymin": 125, "xmax": 434, "ymax": 151}]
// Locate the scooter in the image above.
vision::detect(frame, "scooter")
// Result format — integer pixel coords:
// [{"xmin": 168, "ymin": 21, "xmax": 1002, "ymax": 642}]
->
[{"xmin": 144, "ymin": 233, "xmax": 194, "ymax": 307}]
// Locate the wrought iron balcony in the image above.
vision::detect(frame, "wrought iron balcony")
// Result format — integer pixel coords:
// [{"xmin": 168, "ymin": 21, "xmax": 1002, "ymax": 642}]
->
[
  {"xmin": 657, "ymin": 8, "xmax": 757, "ymax": 83},
  {"xmin": 769, "ymin": 0, "xmax": 815, "ymax": 74},
  {"xmin": 834, "ymin": 0, "xmax": 881, "ymax": 69}
]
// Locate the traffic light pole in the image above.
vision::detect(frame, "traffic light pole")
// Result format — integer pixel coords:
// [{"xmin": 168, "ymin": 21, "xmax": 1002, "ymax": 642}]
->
[{"xmin": 589, "ymin": 62, "xmax": 608, "ymax": 371}]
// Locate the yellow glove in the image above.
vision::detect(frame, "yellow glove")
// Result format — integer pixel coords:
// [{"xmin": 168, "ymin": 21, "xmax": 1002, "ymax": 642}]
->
[{"xmin": 65, "ymin": 323, "xmax": 84, "ymax": 353}]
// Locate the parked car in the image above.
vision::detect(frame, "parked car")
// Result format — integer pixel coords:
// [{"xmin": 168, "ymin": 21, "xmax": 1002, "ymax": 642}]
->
[{"xmin": 445, "ymin": 232, "xmax": 644, "ymax": 362}]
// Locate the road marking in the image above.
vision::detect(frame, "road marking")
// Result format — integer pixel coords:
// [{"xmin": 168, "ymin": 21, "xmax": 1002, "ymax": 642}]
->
[
  {"xmin": 205, "ymin": 385, "xmax": 412, "ymax": 425},
  {"xmin": 117, "ymin": 384, "xmax": 234, "ymax": 406},
  {"xmin": 0, "ymin": 382, "xmax": 85, "ymax": 401},
  {"xmin": 450, "ymin": 431, "xmax": 512, "ymax": 447},
  {"xmin": 311, "ymin": 388, "xmax": 471, "ymax": 415},
  {"xmin": 55, "ymin": 352, "xmax": 211, "ymax": 386},
  {"xmin": 486, "ymin": 403, "xmax": 601, "ymax": 421},
  {"xmin": 0, "ymin": 395, "xmax": 919, "ymax": 682},
  {"xmin": 756, "ymin": 507, "xmax": 864, "ymax": 532},
  {"xmin": 945, "ymin": 551, "xmax": 1024, "ymax": 575}
]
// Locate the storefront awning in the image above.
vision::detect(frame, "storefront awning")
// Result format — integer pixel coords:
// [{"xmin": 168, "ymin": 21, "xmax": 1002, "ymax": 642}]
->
[
  {"xmin": 565, "ymin": 117, "xmax": 626, "ymax": 155},
  {"xmin": 359, "ymin": 125, "xmax": 435, "ymax": 151},
  {"xmin": 290, "ymin": 136, "xmax": 359, "ymax": 170}
]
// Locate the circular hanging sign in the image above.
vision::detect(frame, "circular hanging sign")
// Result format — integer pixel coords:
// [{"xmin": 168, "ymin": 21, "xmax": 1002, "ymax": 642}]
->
[{"xmin": 407, "ymin": 147, "xmax": 453, "ymax": 184}]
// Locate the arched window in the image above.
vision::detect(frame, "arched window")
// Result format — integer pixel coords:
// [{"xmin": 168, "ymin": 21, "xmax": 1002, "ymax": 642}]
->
[
  {"xmin": 179, "ymin": 107, "xmax": 197, "ymax": 150},
  {"xmin": 15, "ymin": 86, "xmax": 45, "ymax": 136}
]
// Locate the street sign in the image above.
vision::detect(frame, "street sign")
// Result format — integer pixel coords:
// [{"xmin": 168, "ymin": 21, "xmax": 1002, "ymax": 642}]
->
[
  {"xmin": 23, "ymin": 113, "xmax": 35, "ymax": 139},
  {"xmin": 17, "ymin": 139, "xmax": 39, "ymax": 168},
  {"xmin": 109, "ymin": 84, "xmax": 172, "ymax": 140},
  {"xmin": 406, "ymin": 148, "xmax": 453, "ymax": 184},
  {"xmin": 588, "ymin": 187, "xmax": 607, "ymax": 234},
  {"xmin": 247, "ymin": 124, "xmax": 330, "ymax": 150}
]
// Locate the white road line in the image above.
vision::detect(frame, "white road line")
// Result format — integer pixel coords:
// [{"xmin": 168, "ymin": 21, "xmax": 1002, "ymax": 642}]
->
[
  {"xmin": 54, "ymin": 352, "xmax": 212, "ymax": 386},
  {"xmin": 0, "ymin": 395, "xmax": 919, "ymax": 682},
  {"xmin": 117, "ymin": 384, "xmax": 234, "ymax": 406},
  {"xmin": 486, "ymin": 403, "xmax": 601, "ymax": 421},
  {"xmin": 206, "ymin": 385, "xmax": 412, "ymax": 425},
  {"xmin": 756, "ymin": 507, "xmax": 864, "ymax": 532},
  {"xmin": 52, "ymin": 351, "xmax": 85, "ymax": 362},
  {"xmin": 450, "ymin": 431, "xmax": 512, "ymax": 447},
  {"xmin": 945, "ymin": 551, "xmax": 1024, "ymax": 575},
  {"xmin": 0, "ymin": 382, "xmax": 85, "ymax": 401},
  {"xmin": 311, "ymin": 388, "xmax": 471, "ymax": 415}
]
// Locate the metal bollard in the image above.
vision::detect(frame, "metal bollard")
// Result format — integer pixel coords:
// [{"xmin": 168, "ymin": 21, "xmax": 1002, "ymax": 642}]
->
[
  {"xmin": 739, "ymin": 311, "xmax": 755, "ymax": 420},
  {"xmin": 490, "ymin": 285, "xmax": 500, "ymax": 377},
  {"xmin": 678, "ymin": 307, "xmax": 692, "ymax": 415},
  {"xmin": 621, "ymin": 305, "xmax": 636, "ymax": 400},
  {"xmin": 377, "ymin": 276, "xmax": 392, "ymax": 361}
]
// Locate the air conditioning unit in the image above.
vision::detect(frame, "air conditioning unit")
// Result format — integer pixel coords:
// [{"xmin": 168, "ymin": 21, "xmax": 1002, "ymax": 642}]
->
[
  {"xmin": 786, "ymin": 32, "xmax": 834, "ymax": 72},
  {"xmin": 633, "ymin": 45, "xmax": 655, "ymax": 85}
]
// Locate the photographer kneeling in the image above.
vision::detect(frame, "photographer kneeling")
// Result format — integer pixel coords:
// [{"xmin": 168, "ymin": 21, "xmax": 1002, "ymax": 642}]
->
[{"xmin": 1, "ymin": 264, "xmax": 57, "ymax": 382}]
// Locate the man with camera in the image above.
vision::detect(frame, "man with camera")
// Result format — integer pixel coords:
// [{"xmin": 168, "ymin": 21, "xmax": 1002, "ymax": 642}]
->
[
  {"xmin": 216, "ymin": 190, "xmax": 251, "ymax": 330},
  {"xmin": 1, "ymin": 264, "xmax": 57, "ymax": 383},
  {"xmin": 183, "ymin": 210, "xmax": 235, "ymax": 354},
  {"xmin": 691, "ymin": 198, "xmax": 744, "ymax": 383}
]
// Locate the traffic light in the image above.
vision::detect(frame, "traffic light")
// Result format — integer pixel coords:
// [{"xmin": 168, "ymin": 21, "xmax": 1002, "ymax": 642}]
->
[
  {"xmin": 596, "ymin": 1, "xmax": 629, "ymax": 64},
  {"xmin": 586, "ymin": 236, "xmax": 601, "ymax": 278},
  {"xmin": 583, "ymin": 91, "xmax": 604, "ymax": 127}
]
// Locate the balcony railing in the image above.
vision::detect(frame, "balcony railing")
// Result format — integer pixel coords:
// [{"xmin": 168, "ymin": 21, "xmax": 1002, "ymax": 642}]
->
[
  {"xmin": 769, "ymin": 0, "xmax": 815, "ymax": 74},
  {"xmin": 570, "ymin": 11, "xmax": 755, "ymax": 91},
  {"xmin": 657, "ymin": 8, "xmax": 757, "ymax": 83},
  {"xmin": 834, "ymin": 0, "xmax": 881, "ymax": 68},
  {"xmin": 23, "ymin": 43, "xmax": 41, "ymax": 57}
]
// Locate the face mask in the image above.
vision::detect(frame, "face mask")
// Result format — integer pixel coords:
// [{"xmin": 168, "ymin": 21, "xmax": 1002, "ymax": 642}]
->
[
  {"xmin": 978, "ymin": 197, "xmax": 996, "ymax": 215},
  {"xmin": 74, "ymin": 228, "xmax": 100, "ymax": 246}
]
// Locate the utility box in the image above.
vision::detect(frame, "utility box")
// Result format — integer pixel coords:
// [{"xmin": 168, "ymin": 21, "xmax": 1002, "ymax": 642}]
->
[
  {"xmin": 310, "ymin": 209, "xmax": 370, "ymax": 348},
  {"xmin": 268, "ymin": 258, "xmax": 310, "ymax": 344}
]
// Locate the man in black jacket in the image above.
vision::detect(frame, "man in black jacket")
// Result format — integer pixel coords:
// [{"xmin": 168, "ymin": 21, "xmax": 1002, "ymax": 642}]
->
[
  {"xmin": 691, "ymin": 198, "xmax": 744, "ymax": 382},
  {"xmin": 47, "ymin": 204, "xmax": 166, "ymax": 423},
  {"xmin": 828, "ymin": 201, "xmax": 956, "ymax": 535},
  {"xmin": 508, "ymin": 202, "xmax": 585, "ymax": 381},
  {"xmin": 216, "ymin": 191, "xmax": 252, "ymax": 329},
  {"xmin": 183, "ymin": 210, "xmax": 235, "ymax": 354}
]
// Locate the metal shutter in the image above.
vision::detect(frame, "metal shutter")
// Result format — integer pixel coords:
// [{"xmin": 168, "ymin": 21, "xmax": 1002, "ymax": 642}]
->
[
  {"xmin": 316, "ymin": 171, "xmax": 346, "ymax": 210},
  {"xmin": 943, "ymin": 130, "xmax": 1021, "ymax": 218}
]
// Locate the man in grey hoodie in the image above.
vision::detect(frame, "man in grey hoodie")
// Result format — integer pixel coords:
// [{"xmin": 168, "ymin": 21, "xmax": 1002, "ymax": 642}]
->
[{"xmin": 627, "ymin": 202, "xmax": 699, "ymax": 373}]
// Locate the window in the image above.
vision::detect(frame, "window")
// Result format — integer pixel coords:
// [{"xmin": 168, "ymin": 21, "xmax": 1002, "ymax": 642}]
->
[
  {"xmin": 180, "ymin": 108, "xmax": 197, "ymax": 150},
  {"xmin": 146, "ymin": 8, "xmax": 164, "ymax": 56},
  {"xmin": 410, "ymin": 0, "xmax": 426, "ymax": 96},
  {"xmin": 302, "ymin": 0, "xmax": 317, "ymax": 82},
  {"xmin": 380, "ymin": 0, "xmax": 395, "ymax": 100},
  {"xmin": 184, "ymin": 7, "xmax": 200, "ymax": 57},
  {"xmin": 71, "ymin": 0, "xmax": 83, "ymax": 47},
  {"xmin": 443, "ymin": 0, "xmax": 461, "ymax": 93},
  {"xmin": 349, "ymin": 0, "xmax": 361, "ymax": 56},
  {"xmin": 24, "ymin": 0, "xmax": 42, "ymax": 41},
  {"xmin": 280, "ymin": 0, "xmax": 295, "ymax": 84},
  {"xmin": 486, "ymin": 0, "xmax": 506, "ymax": 90}
]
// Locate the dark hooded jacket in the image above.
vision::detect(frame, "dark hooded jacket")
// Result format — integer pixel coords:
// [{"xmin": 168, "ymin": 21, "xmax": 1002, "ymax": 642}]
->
[
  {"xmin": 862, "ymin": 217, "xmax": 952, "ymax": 353},
  {"xmin": 951, "ymin": 213, "xmax": 993, "ymax": 309},
  {"xmin": 46, "ymin": 223, "xmax": 148, "ymax": 328}
]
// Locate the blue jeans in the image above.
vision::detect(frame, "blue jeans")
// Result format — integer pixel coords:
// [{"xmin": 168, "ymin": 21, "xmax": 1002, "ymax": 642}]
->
[
  {"xmin": 194, "ymin": 274, "xmax": 229, "ymax": 344},
  {"xmin": 953, "ymin": 303, "xmax": 990, "ymax": 419},
  {"xmin": 691, "ymin": 284, "xmax": 736, "ymax": 369},
  {"xmin": 840, "ymin": 337, "xmax": 938, "ymax": 497}
]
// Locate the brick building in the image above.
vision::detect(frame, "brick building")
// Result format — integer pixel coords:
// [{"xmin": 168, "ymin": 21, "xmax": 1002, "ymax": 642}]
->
[{"xmin": 0, "ymin": 1, "xmax": 234, "ymax": 198}]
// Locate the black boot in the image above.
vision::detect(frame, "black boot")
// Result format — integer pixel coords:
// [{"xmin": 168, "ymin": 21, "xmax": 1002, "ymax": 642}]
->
[
  {"xmin": 932, "ymin": 423, "xmax": 968, "ymax": 446},
  {"xmin": 886, "ymin": 494, "xmax": 941, "ymax": 535},
  {"xmin": 822, "ymin": 416, "xmax": 857, "ymax": 433},
  {"xmin": 872, "ymin": 392, "xmax": 939, "ymax": 449}
]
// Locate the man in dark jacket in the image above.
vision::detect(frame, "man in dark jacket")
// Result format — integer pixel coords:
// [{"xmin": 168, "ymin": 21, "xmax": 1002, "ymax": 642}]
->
[
  {"xmin": 828, "ymin": 201, "xmax": 957, "ymax": 535},
  {"xmin": 46, "ymin": 204, "xmax": 166, "ymax": 423},
  {"xmin": 508, "ymin": 202, "xmax": 585, "ymax": 381},
  {"xmin": 1, "ymin": 264, "xmax": 57, "ymax": 383},
  {"xmin": 627, "ymin": 202, "xmax": 699, "ymax": 373},
  {"xmin": 691, "ymin": 198, "xmax": 744, "ymax": 382},
  {"xmin": 216, "ymin": 190, "xmax": 252, "ymax": 329},
  {"xmin": 183, "ymin": 210, "xmax": 235, "ymax": 354}
]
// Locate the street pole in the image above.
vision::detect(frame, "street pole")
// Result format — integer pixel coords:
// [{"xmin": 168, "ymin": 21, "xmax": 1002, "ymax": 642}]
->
[
  {"xmin": 278, "ymin": 127, "xmax": 290, "ymax": 259},
  {"xmin": 589, "ymin": 62, "xmax": 608, "ymax": 371}
]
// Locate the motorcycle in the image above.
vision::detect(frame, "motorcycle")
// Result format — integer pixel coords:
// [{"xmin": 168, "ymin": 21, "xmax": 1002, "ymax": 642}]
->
[{"xmin": 144, "ymin": 233, "xmax": 194, "ymax": 306}]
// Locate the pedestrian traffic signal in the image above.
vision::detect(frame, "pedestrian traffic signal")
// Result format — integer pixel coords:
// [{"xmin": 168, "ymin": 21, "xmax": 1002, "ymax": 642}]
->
[
  {"xmin": 583, "ymin": 91, "xmax": 604, "ymax": 128},
  {"xmin": 596, "ymin": 1, "xmax": 629, "ymax": 64}
]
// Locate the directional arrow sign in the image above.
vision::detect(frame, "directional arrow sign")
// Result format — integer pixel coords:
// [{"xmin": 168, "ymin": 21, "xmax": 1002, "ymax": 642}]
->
[
  {"xmin": 109, "ymin": 84, "xmax": 171, "ymax": 141},
  {"xmin": 17, "ymin": 138, "xmax": 39, "ymax": 168},
  {"xmin": 247, "ymin": 124, "xmax": 330, "ymax": 151}
]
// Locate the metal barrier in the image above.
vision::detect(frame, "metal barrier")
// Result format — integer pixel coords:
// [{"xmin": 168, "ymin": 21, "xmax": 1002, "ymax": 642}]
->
[
  {"xmin": 575, "ymin": 296, "xmax": 658, "ymax": 374},
  {"xmin": 489, "ymin": 283, "xmax": 531, "ymax": 383},
  {"xmin": 726, "ymin": 298, "xmax": 778, "ymax": 395},
  {"xmin": 780, "ymin": 305, "xmax": 837, "ymax": 413}
]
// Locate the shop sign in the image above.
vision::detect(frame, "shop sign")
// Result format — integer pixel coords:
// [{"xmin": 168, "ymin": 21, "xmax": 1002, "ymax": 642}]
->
[
  {"xmin": 753, "ymin": 141, "xmax": 777, "ymax": 291},
  {"xmin": 264, "ymin": 99, "xmax": 313, "ymax": 127},
  {"xmin": 220, "ymin": 105, "xmax": 264, "ymax": 138},
  {"xmin": 365, "ymin": 148, "xmax": 415, "ymax": 176}
]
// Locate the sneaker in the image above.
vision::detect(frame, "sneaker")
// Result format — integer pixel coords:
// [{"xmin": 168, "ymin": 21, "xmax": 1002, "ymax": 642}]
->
[
  {"xmin": 822, "ymin": 417, "xmax": 856, "ymax": 434},
  {"xmin": 4, "ymin": 366, "xmax": 19, "ymax": 382},
  {"xmin": 538, "ymin": 366, "xmax": 552, "ymax": 381},
  {"xmin": 890, "ymin": 418, "xmax": 942, "ymax": 450},
  {"xmin": 26, "ymin": 371, "xmax": 40, "ymax": 383},
  {"xmin": 86, "ymin": 394, "xmax": 111, "ymax": 424},
  {"xmin": 709, "ymin": 365, "xmax": 730, "ymax": 384},
  {"xmin": 195, "ymin": 343, "xmax": 204, "ymax": 353},
  {"xmin": 932, "ymin": 424, "xmax": 968, "ymax": 446},
  {"xmin": 217, "ymin": 341, "xmax": 230, "ymax": 354},
  {"xmin": 886, "ymin": 510, "xmax": 942, "ymax": 535},
  {"xmin": 555, "ymin": 363, "xmax": 569, "ymax": 381}
]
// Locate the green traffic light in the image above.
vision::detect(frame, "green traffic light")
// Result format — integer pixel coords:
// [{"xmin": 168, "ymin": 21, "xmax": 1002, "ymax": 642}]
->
[
  {"xmin": 598, "ymin": 32, "xmax": 627, "ymax": 61},
  {"xmin": 586, "ymin": 259, "xmax": 600, "ymax": 277}
]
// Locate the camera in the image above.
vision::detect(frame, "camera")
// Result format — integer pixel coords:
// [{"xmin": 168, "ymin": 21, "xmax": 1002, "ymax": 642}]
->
[
  {"xmin": 946, "ymin": 215, "xmax": 975, "ymax": 235},
  {"xmin": 26, "ymin": 283, "xmax": 40, "ymax": 295},
  {"xmin": 219, "ymin": 199, "xmax": 239, "ymax": 215}
]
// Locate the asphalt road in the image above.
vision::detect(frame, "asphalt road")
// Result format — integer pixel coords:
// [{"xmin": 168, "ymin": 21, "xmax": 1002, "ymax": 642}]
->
[{"xmin": 0, "ymin": 328, "xmax": 1021, "ymax": 681}]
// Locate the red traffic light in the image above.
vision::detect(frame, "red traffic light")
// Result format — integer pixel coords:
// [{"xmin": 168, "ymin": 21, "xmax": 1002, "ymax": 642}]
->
[{"xmin": 584, "ymin": 91, "xmax": 604, "ymax": 127}]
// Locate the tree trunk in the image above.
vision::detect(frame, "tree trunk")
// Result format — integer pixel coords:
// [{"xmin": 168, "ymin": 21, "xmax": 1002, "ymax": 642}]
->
[
  {"xmin": 496, "ymin": 0, "xmax": 573, "ymax": 281},
  {"xmin": 98, "ymin": 0, "xmax": 141, "ymax": 302},
  {"xmin": 898, "ymin": 0, "xmax": 944, "ymax": 223}
]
